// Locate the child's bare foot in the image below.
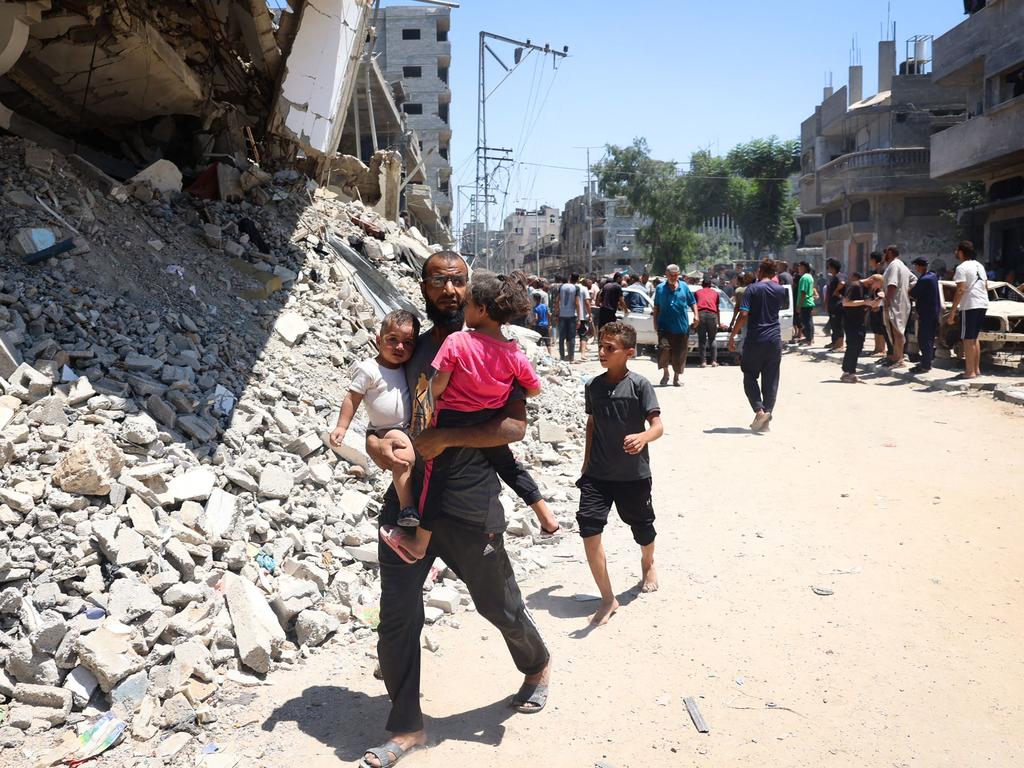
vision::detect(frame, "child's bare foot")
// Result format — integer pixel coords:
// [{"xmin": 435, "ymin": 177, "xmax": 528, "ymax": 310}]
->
[
  {"xmin": 641, "ymin": 562, "xmax": 659, "ymax": 593},
  {"xmin": 590, "ymin": 598, "xmax": 619, "ymax": 626}
]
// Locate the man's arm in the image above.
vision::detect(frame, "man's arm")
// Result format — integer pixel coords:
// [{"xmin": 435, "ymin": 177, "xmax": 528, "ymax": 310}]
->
[
  {"xmin": 947, "ymin": 282, "xmax": 967, "ymax": 324},
  {"xmin": 414, "ymin": 397, "xmax": 527, "ymax": 460},
  {"xmin": 728, "ymin": 310, "xmax": 748, "ymax": 352}
]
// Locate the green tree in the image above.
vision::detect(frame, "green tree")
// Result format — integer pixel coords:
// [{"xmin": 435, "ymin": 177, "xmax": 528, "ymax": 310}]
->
[
  {"xmin": 941, "ymin": 181, "xmax": 985, "ymax": 239},
  {"xmin": 595, "ymin": 138, "xmax": 695, "ymax": 272},
  {"xmin": 722, "ymin": 137, "xmax": 801, "ymax": 256}
]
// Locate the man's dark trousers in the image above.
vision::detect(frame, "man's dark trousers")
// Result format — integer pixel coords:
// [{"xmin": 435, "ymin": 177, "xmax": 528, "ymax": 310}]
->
[
  {"xmin": 741, "ymin": 340, "xmax": 782, "ymax": 413},
  {"xmin": 918, "ymin": 314, "xmax": 937, "ymax": 369},
  {"xmin": 377, "ymin": 515, "xmax": 549, "ymax": 733},
  {"xmin": 557, "ymin": 316, "xmax": 576, "ymax": 361}
]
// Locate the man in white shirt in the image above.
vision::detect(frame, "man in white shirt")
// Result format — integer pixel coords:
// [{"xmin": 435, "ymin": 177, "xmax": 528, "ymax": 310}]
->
[
  {"xmin": 947, "ymin": 240, "xmax": 989, "ymax": 379},
  {"xmin": 881, "ymin": 245, "xmax": 917, "ymax": 369}
]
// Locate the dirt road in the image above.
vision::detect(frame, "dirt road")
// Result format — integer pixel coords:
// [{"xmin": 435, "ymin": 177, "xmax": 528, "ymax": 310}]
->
[{"xmin": 225, "ymin": 352, "xmax": 1024, "ymax": 767}]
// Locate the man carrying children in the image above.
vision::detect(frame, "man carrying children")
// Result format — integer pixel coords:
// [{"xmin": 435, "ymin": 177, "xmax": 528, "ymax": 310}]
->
[{"xmin": 359, "ymin": 251, "xmax": 551, "ymax": 768}]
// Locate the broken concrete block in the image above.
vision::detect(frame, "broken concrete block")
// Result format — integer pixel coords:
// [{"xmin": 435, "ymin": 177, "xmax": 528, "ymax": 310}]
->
[
  {"xmin": 294, "ymin": 609, "xmax": 340, "ymax": 648},
  {"xmin": 229, "ymin": 258, "xmax": 283, "ymax": 299},
  {"xmin": 121, "ymin": 413, "xmax": 159, "ymax": 445},
  {"xmin": 274, "ymin": 313, "xmax": 309, "ymax": 346},
  {"xmin": 222, "ymin": 573, "xmax": 285, "ymax": 674},
  {"xmin": 202, "ymin": 488, "xmax": 239, "ymax": 539},
  {"xmin": 10, "ymin": 227, "xmax": 57, "ymax": 257},
  {"xmin": 12, "ymin": 683, "xmax": 72, "ymax": 715},
  {"xmin": 107, "ymin": 579, "xmax": 161, "ymax": 623},
  {"xmin": 63, "ymin": 666, "xmax": 99, "ymax": 708},
  {"xmin": 0, "ymin": 333, "xmax": 21, "ymax": 380},
  {"xmin": 426, "ymin": 585, "xmax": 460, "ymax": 614},
  {"xmin": 7, "ymin": 362, "xmax": 52, "ymax": 400},
  {"xmin": 272, "ymin": 406, "xmax": 299, "ymax": 435},
  {"xmin": 52, "ymin": 431, "xmax": 125, "ymax": 495},
  {"xmin": 130, "ymin": 159, "xmax": 182, "ymax": 194},
  {"xmin": 537, "ymin": 422, "xmax": 569, "ymax": 444},
  {"xmin": 217, "ymin": 163, "xmax": 244, "ymax": 202},
  {"xmin": 167, "ymin": 467, "xmax": 216, "ymax": 502},
  {"xmin": 287, "ymin": 431, "xmax": 321, "ymax": 458},
  {"xmin": 344, "ymin": 544, "xmax": 379, "ymax": 565},
  {"xmin": 24, "ymin": 144, "xmax": 54, "ymax": 172},
  {"xmin": 75, "ymin": 622, "xmax": 146, "ymax": 692},
  {"xmin": 111, "ymin": 669, "xmax": 149, "ymax": 709},
  {"xmin": 259, "ymin": 464, "xmax": 294, "ymax": 500},
  {"xmin": 0, "ymin": 487, "xmax": 33, "ymax": 514},
  {"xmin": 321, "ymin": 429, "xmax": 370, "ymax": 470}
]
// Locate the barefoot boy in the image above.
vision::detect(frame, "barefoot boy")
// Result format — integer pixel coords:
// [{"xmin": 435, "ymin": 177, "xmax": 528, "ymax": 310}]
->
[{"xmin": 577, "ymin": 322, "xmax": 663, "ymax": 626}]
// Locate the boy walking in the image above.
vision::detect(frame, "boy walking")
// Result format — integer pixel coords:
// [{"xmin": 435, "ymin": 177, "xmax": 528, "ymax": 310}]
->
[{"xmin": 577, "ymin": 322, "xmax": 664, "ymax": 626}]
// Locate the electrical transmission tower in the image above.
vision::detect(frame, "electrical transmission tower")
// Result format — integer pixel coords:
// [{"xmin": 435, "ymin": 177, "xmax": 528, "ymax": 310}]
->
[{"xmin": 473, "ymin": 32, "xmax": 568, "ymax": 270}]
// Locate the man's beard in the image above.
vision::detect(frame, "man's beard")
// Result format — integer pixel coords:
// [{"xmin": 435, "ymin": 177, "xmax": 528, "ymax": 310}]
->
[{"xmin": 425, "ymin": 301, "xmax": 465, "ymax": 332}]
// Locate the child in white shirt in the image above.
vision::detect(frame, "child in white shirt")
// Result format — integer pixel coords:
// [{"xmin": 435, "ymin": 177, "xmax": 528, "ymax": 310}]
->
[{"xmin": 330, "ymin": 310, "xmax": 420, "ymax": 523}]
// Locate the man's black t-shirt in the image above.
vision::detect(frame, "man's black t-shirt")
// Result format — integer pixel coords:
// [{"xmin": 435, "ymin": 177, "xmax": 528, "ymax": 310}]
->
[
  {"xmin": 600, "ymin": 282, "xmax": 623, "ymax": 312},
  {"xmin": 827, "ymin": 272, "xmax": 847, "ymax": 311},
  {"xmin": 843, "ymin": 282, "xmax": 866, "ymax": 328}
]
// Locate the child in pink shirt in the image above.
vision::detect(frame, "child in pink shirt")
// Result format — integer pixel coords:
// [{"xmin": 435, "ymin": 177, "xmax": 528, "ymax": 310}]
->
[{"xmin": 381, "ymin": 271, "xmax": 554, "ymax": 562}]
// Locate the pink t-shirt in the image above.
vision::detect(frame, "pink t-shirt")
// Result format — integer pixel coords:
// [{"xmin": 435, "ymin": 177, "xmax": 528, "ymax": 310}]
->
[{"xmin": 431, "ymin": 330, "xmax": 541, "ymax": 412}]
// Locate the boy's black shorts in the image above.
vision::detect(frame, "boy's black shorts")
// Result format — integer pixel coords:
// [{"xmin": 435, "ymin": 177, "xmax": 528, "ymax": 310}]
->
[{"xmin": 576, "ymin": 475, "xmax": 656, "ymax": 546}]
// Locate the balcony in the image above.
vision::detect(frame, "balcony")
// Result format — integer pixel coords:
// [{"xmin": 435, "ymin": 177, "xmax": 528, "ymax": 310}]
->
[
  {"xmin": 806, "ymin": 148, "xmax": 934, "ymax": 210},
  {"xmin": 931, "ymin": 95, "xmax": 1024, "ymax": 180}
]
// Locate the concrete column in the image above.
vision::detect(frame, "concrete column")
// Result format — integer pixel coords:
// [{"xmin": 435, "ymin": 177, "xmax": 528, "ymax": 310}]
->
[
  {"xmin": 848, "ymin": 65, "xmax": 864, "ymax": 106},
  {"xmin": 0, "ymin": 4, "xmax": 35, "ymax": 77},
  {"xmin": 815, "ymin": 136, "xmax": 828, "ymax": 169},
  {"xmin": 878, "ymin": 40, "xmax": 896, "ymax": 93},
  {"xmin": 823, "ymin": 86, "xmax": 834, "ymax": 101}
]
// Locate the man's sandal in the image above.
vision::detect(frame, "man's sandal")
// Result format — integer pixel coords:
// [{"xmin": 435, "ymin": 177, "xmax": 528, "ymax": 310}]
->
[
  {"xmin": 360, "ymin": 740, "xmax": 422, "ymax": 768},
  {"xmin": 510, "ymin": 683, "xmax": 548, "ymax": 714}
]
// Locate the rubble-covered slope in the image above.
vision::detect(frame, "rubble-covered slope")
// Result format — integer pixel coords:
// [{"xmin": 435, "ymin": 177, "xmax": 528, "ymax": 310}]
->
[{"xmin": 0, "ymin": 136, "xmax": 586, "ymax": 758}]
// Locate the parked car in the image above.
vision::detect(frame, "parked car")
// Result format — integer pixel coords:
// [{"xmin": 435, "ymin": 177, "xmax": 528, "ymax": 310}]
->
[
  {"xmin": 617, "ymin": 284, "xmax": 794, "ymax": 358},
  {"xmin": 932, "ymin": 280, "xmax": 1024, "ymax": 367}
]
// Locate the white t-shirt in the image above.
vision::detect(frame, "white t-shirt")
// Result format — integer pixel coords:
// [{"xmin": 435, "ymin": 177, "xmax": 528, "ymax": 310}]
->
[
  {"xmin": 954, "ymin": 260, "xmax": 989, "ymax": 311},
  {"xmin": 348, "ymin": 359, "xmax": 410, "ymax": 431}
]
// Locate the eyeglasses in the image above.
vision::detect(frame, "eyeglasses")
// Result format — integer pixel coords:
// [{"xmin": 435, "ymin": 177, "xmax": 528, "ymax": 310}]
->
[{"xmin": 425, "ymin": 274, "xmax": 467, "ymax": 288}]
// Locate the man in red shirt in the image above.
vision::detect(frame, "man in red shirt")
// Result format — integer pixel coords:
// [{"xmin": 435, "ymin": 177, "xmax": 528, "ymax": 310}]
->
[{"xmin": 694, "ymin": 277, "xmax": 722, "ymax": 367}]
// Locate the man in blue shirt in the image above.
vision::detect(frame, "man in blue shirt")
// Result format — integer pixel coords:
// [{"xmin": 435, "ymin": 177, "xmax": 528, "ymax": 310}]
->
[
  {"xmin": 652, "ymin": 263, "xmax": 697, "ymax": 386},
  {"xmin": 728, "ymin": 259, "xmax": 787, "ymax": 433},
  {"xmin": 909, "ymin": 257, "xmax": 942, "ymax": 374}
]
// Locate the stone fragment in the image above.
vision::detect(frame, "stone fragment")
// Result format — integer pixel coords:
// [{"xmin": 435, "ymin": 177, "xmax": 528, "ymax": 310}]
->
[
  {"xmin": 295, "ymin": 609, "xmax": 340, "ymax": 647},
  {"xmin": 173, "ymin": 639, "xmax": 215, "ymax": 682},
  {"xmin": 224, "ymin": 467, "xmax": 258, "ymax": 493},
  {"xmin": 222, "ymin": 573, "xmax": 285, "ymax": 674},
  {"xmin": 113, "ymin": 526, "xmax": 149, "ymax": 567},
  {"xmin": 111, "ymin": 669, "xmax": 149, "ymax": 709},
  {"xmin": 12, "ymin": 683, "xmax": 72, "ymax": 714},
  {"xmin": 63, "ymin": 666, "xmax": 99, "ymax": 707},
  {"xmin": 274, "ymin": 313, "xmax": 309, "ymax": 346},
  {"xmin": 287, "ymin": 431, "xmax": 321, "ymax": 457},
  {"xmin": 426, "ymin": 585, "xmax": 460, "ymax": 614},
  {"xmin": 107, "ymin": 579, "xmax": 161, "ymax": 623},
  {"xmin": 344, "ymin": 544, "xmax": 379, "ymax": 565},
  {"xmin": 339, "ymin": 489, "xmax": 372, "ymax": 520},
  {"xmin": 75, "ymin": 622, "xmax": 146, "ymax": 692},
  {"xmin": 259, "ymin": 464, "xmax": 294, "ymax": 499},
  {"xmin": 154, "ymin": 730, "xmax": 192, "ymax": 758},
  {"xmin": 202, "ymin": 488, "xmax": 239, "ymax": 539},
  {"xmin": 0, "ymin": 335, "xmax": 22, "ymax": 380},
  {"xmin": 130, "ymin": 159, "xmax": 182, "ymax": 193},
  {"xmin": 167, "ymin": 467, "xmax": 216, "ymax": 502},
  {"xmin": 0, "ymin": 487, "xmax": 33, "ymax": 513},
  {"xmin": 132, "ymin": 695, "xmax": 160, "ymax": 740},
  {"xmin": 122, "ymin": 413, "xmax": 159, "ymax": 445},
  {"xmin": 322, "ymin": 429, "xmax": 370, "ymax": 470},
  {"xmin": 52, "ymin": 432, "xmax": 125, "ymax": 495}
]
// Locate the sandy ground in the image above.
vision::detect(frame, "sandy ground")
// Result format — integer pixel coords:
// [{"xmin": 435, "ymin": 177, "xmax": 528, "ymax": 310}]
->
[{"xmin": 122, "ymin": 352, "xmax": 1024, "ymax": 767}]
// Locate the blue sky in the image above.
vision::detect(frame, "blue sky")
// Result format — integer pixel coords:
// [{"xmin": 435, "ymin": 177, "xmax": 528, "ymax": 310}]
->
[{"xmin": 378, "ymin": 0, "xmax": 968, "ymax": 232}]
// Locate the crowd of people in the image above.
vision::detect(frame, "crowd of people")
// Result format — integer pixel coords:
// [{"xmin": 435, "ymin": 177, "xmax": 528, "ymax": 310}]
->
[{"xmin": 340, "ymin": 243, "xmax": 992, "ymax": 766}]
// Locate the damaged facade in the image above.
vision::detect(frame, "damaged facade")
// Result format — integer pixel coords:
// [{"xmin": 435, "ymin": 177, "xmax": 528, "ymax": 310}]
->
[
  {"xmin": 799, "ymin": 39, "xmax": 969, "ymax": 273},
  {"xmin": 0, "ymin": 0, "xmax": 452, "ymax": 243}
]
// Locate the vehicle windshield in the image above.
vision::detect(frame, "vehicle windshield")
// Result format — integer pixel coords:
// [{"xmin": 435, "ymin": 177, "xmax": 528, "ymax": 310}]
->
[
  {"xmin": 719, "ymin": 292, "xmax": 733, "ymax": 311},
  {"xmin": 990, "ymin": 284, "xmax": 1024, "ymax": 302}
]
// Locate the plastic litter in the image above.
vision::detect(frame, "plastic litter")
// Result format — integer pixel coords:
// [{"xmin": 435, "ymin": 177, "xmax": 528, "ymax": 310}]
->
[
  {"xmin": 165, "ymin": 264, "xmax": 185, "ymax": 278},
  {"xmin": 254, "ymin": 552, "xmax": 276, "ymax": 573},
  {"xmin": 66, "ymin": 711, "xmax": 126, "ymax": 766}
]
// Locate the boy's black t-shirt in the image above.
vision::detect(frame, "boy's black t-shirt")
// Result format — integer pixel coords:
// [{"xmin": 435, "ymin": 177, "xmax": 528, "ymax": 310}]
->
[
  {"xmin": 843, "ymin": 282, "xmax": 867, "ymax": 327},
  {"xmin": 584, "ymin": 370, "xmax": 660, "ymax": 482}
]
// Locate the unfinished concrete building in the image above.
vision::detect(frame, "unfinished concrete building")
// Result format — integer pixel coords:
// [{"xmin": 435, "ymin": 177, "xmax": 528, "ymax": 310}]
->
[
  {"xmin": 562, "ymin": 186, "xmax": 648, "ymax": 277},
  {"xmin": 501, "ymin": 205, "xmax": 560, "ymax": 273},
  {"xmin": 930, "ymin": 0, "xmax": 1024, "ymax": 276},
  {"xmin": 799, "ymin": 38, "xmax": 969, "ymax": 273},
  {"xmin": 372, "ymin": 5, "xmax": 453, "ymax": 228}
]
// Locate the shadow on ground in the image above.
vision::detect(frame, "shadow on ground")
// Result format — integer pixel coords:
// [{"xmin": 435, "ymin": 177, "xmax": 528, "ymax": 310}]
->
[
  {"xmin": 262, "ymin": 685, "xmax": 515, "ymax": 762},
  {"xmin": 702, "ymin": 427, "xmax": 751, "ymax": 435}
]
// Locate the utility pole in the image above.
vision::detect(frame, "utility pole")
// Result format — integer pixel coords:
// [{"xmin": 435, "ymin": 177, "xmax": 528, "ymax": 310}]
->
[
  {"xmin": 475, "ymin": 32, "xmax": 568, "ymax": 270},
  {"xmin": 574, "ymin": 145, "xmax": 603, "ymax": 276}
]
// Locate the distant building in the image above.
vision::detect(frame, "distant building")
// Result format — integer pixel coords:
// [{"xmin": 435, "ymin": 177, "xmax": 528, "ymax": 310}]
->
[
  {"xmin": 373, "ymin": 5, "xmax": 453, "ymax": 227},
  {"xmin": 562, "ymin": 185, "xmax": 648, "ymax": 276},
  {"xmin": 501, "ymin": 205, "xmax": 561, "ymax": 273},
  {"xmin": 799, "ymin": 38, "xmax": 968, "ymax": 274},
  {"xmin": 930, "ymin": 0, "xmax": 1024, "ymax": 276}
]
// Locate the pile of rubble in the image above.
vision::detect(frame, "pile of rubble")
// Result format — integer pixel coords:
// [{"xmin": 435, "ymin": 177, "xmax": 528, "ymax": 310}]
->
[{"xmin": 0, "ymin": 136, "xmax": 586, "ymax": 762}]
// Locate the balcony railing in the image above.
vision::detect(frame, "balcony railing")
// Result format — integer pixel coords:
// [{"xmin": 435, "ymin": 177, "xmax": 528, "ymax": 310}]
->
[{"xmin": 817, "ymin": 148, "xmax": 930, "ymax": 181}]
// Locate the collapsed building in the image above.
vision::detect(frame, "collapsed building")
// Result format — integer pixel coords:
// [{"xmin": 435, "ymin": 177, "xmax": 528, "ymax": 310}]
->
[{"xmin": 0, "ymin": 0, "xmax": 453, "ymax": 243}]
